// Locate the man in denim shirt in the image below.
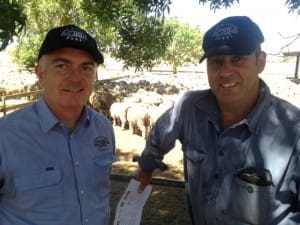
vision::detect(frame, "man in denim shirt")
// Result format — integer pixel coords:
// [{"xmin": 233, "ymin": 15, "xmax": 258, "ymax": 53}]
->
[
  {"xmin": 0, "ymin": 25, "xmax": 116, "ymax": 225},
  {"xmin": 134, "ymin": 16, "xmax": 300, "ymax": 225}
]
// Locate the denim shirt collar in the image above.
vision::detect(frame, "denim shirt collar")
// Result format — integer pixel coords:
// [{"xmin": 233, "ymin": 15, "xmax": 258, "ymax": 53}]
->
[
  {"xmin": 35, "ymin": 97, "xmax": 90, "ymax": 133},
  {"xmin": 245, "ymin": 79, "xmax": 273, "ymax": 134},
  {"xmin": 196, "ymin": 79, "xmax": 272, "ymax": 134}
]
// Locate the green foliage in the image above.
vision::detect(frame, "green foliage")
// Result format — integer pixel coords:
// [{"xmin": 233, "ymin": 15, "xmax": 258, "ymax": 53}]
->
[
  {"xmin": 163, "ymin": 18, "xmax": 203, "ymax": 74},
  {"xmin": 12, "ymin": 0, "xmax": 97, "ymax": 68},
  {"xmin": 132, "ymin": 0, "xmax": 172, "ymax": 17},
  {"xmin": 286, "ymin": 0, "xmax": 300, "ymax": 14},
  {"xmin": 198, "ymin": 0, "xmax": 239, "ymax": 11},
  {"xmin": 2, "ymin": 0, "xmax": 300, "ymax": 70},
  {"xmin": 114, "ymin": 15, "xmax": 173, "ymax": 71},
  {"xmin": 82, "ymin": 0, "xmax": 174, "ymax": 71},
  {"xmin": 0, "ymin": 0, "xmax": 26, "ymax": 51}
]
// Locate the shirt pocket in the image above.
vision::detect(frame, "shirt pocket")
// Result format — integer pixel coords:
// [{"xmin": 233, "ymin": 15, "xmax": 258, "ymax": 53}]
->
[
  {"xmin": 183, "ymin": 145, "xmax": 206, "ymax": 163},
  {"xmin": 94, "ymin": 152, "xmax": 118, "ymax": 167},
  {"xmin": 221, "ymin": 175, "xmax": 274, "ymax": 225},
  {"xmin": 93, "ymin": 152, "xmax": 118, "ymax": 181},
  {"xmin": 183, "ymin": 145, "xmax": 206, "ymax": 181},
  {"xmin": 93, "ymin": 152, "xmax": 118, "ymax": 198},
  {"xmin": 14, "ymin": 167, "xmax": 62, "ymax": 193}
]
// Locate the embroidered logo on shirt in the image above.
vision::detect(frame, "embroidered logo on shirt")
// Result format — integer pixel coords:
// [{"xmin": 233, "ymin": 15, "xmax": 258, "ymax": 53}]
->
[
  {"xmin": 212, "ymin": 22, "xmax": 238, "ymax": 41},
  {"xmin": 94, "ymin": 136, "xmax": 109, "ymax": 152}
]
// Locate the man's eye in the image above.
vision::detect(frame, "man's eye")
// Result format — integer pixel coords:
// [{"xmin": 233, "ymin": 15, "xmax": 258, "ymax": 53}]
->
[
  {"xmin": 55, "ymin": 63, "xmax": 66, "ymax": 69},
  {"xmin": 83, "ymin": 66, "xmax": 95, "ymax": 73},
  {"xmin": 232, "ymin": 56, "xmax": 242, "ymax": 63},
  {"xmin": 211, "ymin": 59, "xmax": 223, "ymax": 66},
  {"xmin": 84, "ymin": 66, "xmax": 92, "ymax": 71}
]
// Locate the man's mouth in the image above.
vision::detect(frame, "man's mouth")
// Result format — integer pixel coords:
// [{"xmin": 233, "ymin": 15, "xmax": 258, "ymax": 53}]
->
[
  {"xmin": 220, "ymin": 82, "xmax": 237, "ymax": 88},
  {"xmin": 63, "ymin": 88, "xmax": 84, "ymax": 93}
]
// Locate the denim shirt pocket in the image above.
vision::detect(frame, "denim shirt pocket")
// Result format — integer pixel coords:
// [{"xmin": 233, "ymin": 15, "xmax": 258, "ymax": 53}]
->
[
  {"xmin": 93, "ymin": 152, "xmax": 118, "ymax": 196},
  {"xmin": 219, "ymin": 173, "xmax": 274, "ymax": 225},
  {"xmin": 183, "ymin": 145, "xmax": 206, "ymax": 183},
  {"xmin": 183, "ymin": 145, "xmax": 206, "ymax": 163},
  {"xmin": 14, "ymin": 167, "xmax": 62, "ymax": 192},
  {"xmin": 94, "ymin": 152, "xmax": 118, "ymax": 167}
]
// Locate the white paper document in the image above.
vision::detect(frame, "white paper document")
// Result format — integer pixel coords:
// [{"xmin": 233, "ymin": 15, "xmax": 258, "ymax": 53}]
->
[{"xmin": 113, "ymin": 179, "xmax": 153, "ymax": 225}]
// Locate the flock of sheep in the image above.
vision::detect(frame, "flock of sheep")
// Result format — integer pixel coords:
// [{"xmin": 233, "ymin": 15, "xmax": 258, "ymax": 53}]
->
[
  {"xmin": 89, "ymin": 72, "xmax": 207, "ymax": 139},
  {"xmin": 1, "ymin": 66, "xmax": 300, "ymax": 141}
]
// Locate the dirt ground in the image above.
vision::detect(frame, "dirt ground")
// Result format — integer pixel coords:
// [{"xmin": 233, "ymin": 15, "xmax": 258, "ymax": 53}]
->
[{"xmin": 112, "ymin": 125, "xmax": 184, "ymax": 177}]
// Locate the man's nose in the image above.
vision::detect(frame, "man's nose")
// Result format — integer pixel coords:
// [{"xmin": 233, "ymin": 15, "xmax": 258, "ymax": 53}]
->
[
  {"xmin": 219, "ymin": 61, "xmax": 234, "ymax": 77},
  {"xmin": 68, "ymin": 67, "xmax": 82, "ymax": 80}
]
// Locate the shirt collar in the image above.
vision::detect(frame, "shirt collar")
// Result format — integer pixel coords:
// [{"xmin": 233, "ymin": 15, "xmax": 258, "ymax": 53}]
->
[
  {"xmin": 195, "ymin": 90, "xmax": 222, "ymax": 131},
  {"xmin": 245, "ymin": 79, "xmax": 272, "ymax": 134},
  {"xmin": 35, "ymin": 97, "xmax": 91, "ymax": 133},
  {"xmin": 195, "ymin": 79, "xmax": 272, "ymax": 134}
]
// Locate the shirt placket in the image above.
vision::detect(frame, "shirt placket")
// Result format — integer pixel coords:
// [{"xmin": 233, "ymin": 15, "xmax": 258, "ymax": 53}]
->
[
  {"xmin": 204, "ymin": 137, "xmax": 226, "ymax": 225},
  {"xmin": 68, "ymin": 129, "xmax": 90, "ymax": 225}
]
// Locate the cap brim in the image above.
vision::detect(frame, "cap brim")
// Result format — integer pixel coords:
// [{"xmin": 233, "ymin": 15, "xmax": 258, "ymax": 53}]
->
[
  {"xmin": 199, "ymin": 55, "xmax": 206, "ymax": 63},
  {"xmin": 38, "ymin": 39, "xmax": 104, "ymax": 64}
]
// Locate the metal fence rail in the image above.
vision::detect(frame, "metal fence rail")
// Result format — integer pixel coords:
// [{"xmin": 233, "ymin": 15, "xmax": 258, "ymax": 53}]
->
[{"xmin": 110, "ymin": 173, "xmax": 185, "ymax": 188}]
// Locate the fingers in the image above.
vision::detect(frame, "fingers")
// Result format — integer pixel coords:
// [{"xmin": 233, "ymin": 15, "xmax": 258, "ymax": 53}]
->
[{"xmin": 132, "ymin": 169, "xmax": 153, "ymax": 193}]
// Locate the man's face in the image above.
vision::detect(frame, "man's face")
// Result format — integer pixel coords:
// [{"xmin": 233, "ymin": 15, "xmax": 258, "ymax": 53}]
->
[
  {"xmin": 35, "ymin": 48, "xmax": 97, "ymax": 114},
  {"xmin": 206, "ymin": 51, "xmax": 266, "ymax": 107}
]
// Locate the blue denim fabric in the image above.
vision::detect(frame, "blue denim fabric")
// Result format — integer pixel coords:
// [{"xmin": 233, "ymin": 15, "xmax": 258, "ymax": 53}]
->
[
  {"xmin": 141, "ymin": 79, "xmax": 300, "ymax": 225},
  {"xmin": 0, "ymin": 97, "xmax": 116, "ymax": 225}
]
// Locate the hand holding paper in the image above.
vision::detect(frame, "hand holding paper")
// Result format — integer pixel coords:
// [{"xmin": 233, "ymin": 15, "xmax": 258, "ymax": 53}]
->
[{"xmin": 113, "ymin": 179, "xmax": 153, "ymax": 225}]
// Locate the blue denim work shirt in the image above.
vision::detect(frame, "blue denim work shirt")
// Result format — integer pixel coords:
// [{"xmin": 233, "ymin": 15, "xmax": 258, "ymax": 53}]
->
[
  {"xmin": 0, "ymin": 97, "xmax": 116, "ymax": 225},
  {"xmin": 141, "ymin": 79, "xmax": 300, "ymax": 225}
]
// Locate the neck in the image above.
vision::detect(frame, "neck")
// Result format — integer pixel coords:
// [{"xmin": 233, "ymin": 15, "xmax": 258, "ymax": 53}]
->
[
  {"xmin": 219, "ymin": 82, "xmax": 260, "ymax": 129},
  {"xmin": 220, "ymin": 108, "xmax": 248, "ymax": 129},
  {"xmin": 53, "ymin": 107, "xmax": 83, "ymax": 131},
  {"xmin": 219, "ymin": 96, "xmax": 258, "ymax": 129}
]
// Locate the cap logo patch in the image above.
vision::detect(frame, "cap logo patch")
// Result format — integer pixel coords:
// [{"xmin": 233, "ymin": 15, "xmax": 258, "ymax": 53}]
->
[
  {"xmin": 212, "ymin": 22, "xmax": 238, "ymax": 41},
  {"xmin": 61, "ymin": 27, "xmax": 88, "ymax": 43}
]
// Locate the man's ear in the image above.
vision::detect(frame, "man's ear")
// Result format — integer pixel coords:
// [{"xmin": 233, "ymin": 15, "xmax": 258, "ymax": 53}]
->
[
  {"xmin": 257, "ymin": 51, "xmax": 267, "ymax": 74},
  {"xmin": 35, "ymin": 63, "xmax": 44, "ymax": 87}
]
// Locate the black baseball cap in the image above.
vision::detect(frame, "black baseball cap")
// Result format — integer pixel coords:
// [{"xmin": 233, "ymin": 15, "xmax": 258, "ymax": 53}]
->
[
  {"xmin": 199, "ymin": 16, "xmax": 264, "ymax": 63},
  {"xmin": 38, "ymin": 25, "xmax": 104, "ymax": 64}
]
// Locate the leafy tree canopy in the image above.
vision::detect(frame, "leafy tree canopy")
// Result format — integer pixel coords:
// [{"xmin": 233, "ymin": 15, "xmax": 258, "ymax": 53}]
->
[
  {"xmin": 1, "ymin": 0, "xmax": 299, "ymax": 70},
  {"xmin": 162, "ymin": 18, "xmax": 203, "ymax": 74},
  {"xmin": 0, "ymin": 0, "xmax": 26, "ymax": 51}
]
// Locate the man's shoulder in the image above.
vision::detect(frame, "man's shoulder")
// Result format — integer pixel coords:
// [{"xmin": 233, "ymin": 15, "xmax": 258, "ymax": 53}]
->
[
  {"xmin": 271, "ymin": 95, "xmax": 300, "ymax": 123},
  {"xmin": 178, "ymin": 89, "xmax": 213, "ymax": 106},
  {"xmin": 181, "ymin": 89, "xmax": 211, "ymax": 99},
  {"xmin": 87, "ymin": 107, "xmax": 112, "ymax": 126},
  {"xmin": 0, "ymin": 103, "xmax": 36, "ymax": 124},
  {"xmin": 0, "ymin": 104, "xmax": 37, "ymax": 139}
]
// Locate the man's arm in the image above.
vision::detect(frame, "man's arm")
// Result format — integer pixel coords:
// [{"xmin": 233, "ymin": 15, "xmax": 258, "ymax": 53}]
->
[{"xmin": 132, "ymin": 101, "xmax": 183, "ymax": 191}]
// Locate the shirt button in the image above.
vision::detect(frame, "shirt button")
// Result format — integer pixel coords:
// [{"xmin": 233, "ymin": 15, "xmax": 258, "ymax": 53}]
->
[
  {"xmin": 84, "ymin": 218, "xmax": 89, "ymax": 223},
  {"xmin": 75, "ymin": 161, "xmax": 80, "ymax": 166},
  {"xmin": 207, "ymin": 193, "xmax": 216, "ymax": 206},
  {"xmin": 247, "ymin": 185, "xmax": 254, "ymax": 193},
  {"xmin": 80, "ymin": 190, "xmax": 85, "ymax": 195}
]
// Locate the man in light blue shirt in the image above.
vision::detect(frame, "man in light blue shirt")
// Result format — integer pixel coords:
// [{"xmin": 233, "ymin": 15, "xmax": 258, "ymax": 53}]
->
[
  {"xmin": 134, "ymin": 16, "xmax": 300, "ymax": 224},
  {"xmin": 0, "ymin": 25, "xmax": 116, "ymax": 225}
]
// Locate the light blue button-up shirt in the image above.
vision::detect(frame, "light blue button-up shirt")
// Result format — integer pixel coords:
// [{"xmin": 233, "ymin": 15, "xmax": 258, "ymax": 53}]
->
[
  {"xmin": 0, "ymin": 97, "xmax": 116, "ymax": 225},
  {"xmin": 141, "ymin": 79, "xmax": 300, "ymax": 225}
]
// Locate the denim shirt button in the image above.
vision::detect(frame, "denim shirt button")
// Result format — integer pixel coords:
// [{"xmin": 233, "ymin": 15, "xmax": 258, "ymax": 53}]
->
[
  {"xmin": 247, "ymin": 185, "xmax": 254, "ymax": 193},
  {"xmin": 207, "ymin": 193, "xmax": 216, "ymax": 206}
]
